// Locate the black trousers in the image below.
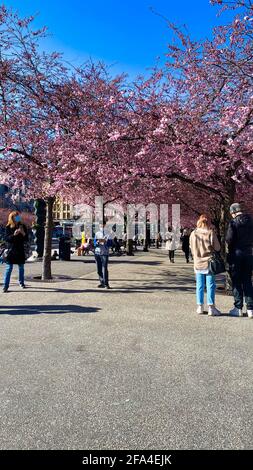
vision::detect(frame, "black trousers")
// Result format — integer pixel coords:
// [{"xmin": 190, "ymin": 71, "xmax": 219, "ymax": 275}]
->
[
  {"xmin": 183, "ymin": 249, "xmax": 190, "ymax": 262},
  {"xmin": 229, "ymin": 254, "xmax": 253, "ymax": 309},
  {"xmin": 168, "ymin": 250, "xmax": 175, "ymax": 262}
]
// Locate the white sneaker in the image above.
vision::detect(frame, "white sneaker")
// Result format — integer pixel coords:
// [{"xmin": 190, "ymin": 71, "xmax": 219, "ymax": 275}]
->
[
  {"xmin": 196, "ymin": 305, "xmax": 204, "ymax": 314},
  {"xmin": 247, "ymin": 310, "xmax": 253, "ymax": 318},
  {"xmin": 208, "ymin": 306, "xmax": 221, "ymax": 316},
  {"xmin": 229, "ymin": 307, "xmax": 243, "ymax": 317}
]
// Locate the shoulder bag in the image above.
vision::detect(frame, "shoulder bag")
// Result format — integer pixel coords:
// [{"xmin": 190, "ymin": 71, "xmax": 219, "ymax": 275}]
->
[{"xmin": 209, "ymin": 251, "xmax": 226, "ymax": 275}]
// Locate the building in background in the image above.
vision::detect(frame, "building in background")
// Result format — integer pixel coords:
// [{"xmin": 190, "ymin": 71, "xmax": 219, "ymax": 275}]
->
[{"xmin": 53, "ymin": 199, "xmax": 74, "ymax": 222}]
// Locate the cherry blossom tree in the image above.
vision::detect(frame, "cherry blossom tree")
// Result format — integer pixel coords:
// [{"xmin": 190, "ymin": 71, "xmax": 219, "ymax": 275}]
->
[
  {"xmin": 1, "ymin": 1, "xmax": 252, "ymax": 284},
  {"xmin": 0, "ymin": 7, "xmax": 134, "ymax": 278},
  {"xmin": 108, "ymin": 1, "xmax": 253, "ymax": 247},
  {"xmin": 0, "ymin": 7, "xmax": 74, "ymax": 278}
]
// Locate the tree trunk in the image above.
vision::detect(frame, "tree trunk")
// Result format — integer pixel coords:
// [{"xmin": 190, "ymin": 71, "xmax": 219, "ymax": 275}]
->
[
  {"xmin": 126, "ymin": 239, "xmax": 134, "ymax": 255},
  {"xmin": 210, "ymin": 203, "xmax": 222, "ymax": 244},
  {"xmin": 219, "ymin": 202, "xmax": 230, "ymax": 259},
  {"xmin": 143, "ymin": 239, "xmax": 149, "ymax": 252},
  {"xmin": 219, "ymin": 183, "xmax": 236, "ymax": 293},
  {"xmin": 33, "ymin": 199, "xmax": 46, "ymax": 257},
  {"xmin": 42, "ymin": 196, "xmax": 55, "ymax": 280}
]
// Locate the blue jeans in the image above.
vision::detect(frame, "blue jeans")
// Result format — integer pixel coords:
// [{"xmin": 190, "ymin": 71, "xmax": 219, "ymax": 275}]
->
[
  {"xmin": 196, "ymin": 273, "xmax": 216, "ymax": 305},
  {"xmin": 3, "ymin": 263, "xmax": 25, "ymax": 289},
  {"xmin": 95, "ymin": 255, "xmax": 109, "ymax": 286}
]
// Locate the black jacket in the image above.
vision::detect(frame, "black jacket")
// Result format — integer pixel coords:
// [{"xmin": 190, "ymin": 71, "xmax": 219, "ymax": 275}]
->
[
  {"xmin": 226, "ymin": 214, "xmax": 253, "ymax": 256},
  {"xmin": 5, "ymin": 224, "xmax": 28, "ymax": 265},
  {"xmin": 181, "ymin": 235, "xmax": 190, "ymax": 252}
]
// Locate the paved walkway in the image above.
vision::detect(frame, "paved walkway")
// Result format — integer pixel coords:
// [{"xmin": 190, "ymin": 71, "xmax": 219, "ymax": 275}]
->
[{"xmin": 0, "ymin": 250, "xmax": 252, "ymax": 449}]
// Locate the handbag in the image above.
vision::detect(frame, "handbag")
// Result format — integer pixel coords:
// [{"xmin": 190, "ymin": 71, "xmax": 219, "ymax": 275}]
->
[{"xmin": 209, "ymin": 251, "xmax": 226, "ymax": 275}]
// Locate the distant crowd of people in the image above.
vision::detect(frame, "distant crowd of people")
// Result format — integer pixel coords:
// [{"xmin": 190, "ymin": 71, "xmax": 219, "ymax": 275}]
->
[{"xmin": 1, "ymin": 203, "xmax": 253, "ymax": 318}]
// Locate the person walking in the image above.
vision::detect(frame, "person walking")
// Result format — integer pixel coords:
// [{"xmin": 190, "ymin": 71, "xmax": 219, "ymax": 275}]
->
[
  {"xmin": 226, "ymin": 203, "xmax": 253, "ymax": 318},
  {"xmin": 165, "ymin": 227, "xmax": 176, "ymax": 263},
  {"xmin": 122, "ymin": 232, "xmax": 127, "ymax": 252},
  {"xmin": 94, "ymin": 222, "xmax": 112, "ymax": 289},
  {"xmin": 156, "ymin": 232, "xmax": 162, "ymax": 249},
  {"xmin": 133, "ymin": 234, "xmax": 138, "ymax": 251},
  {"xmin": 3, "ymin": 211, "xmax": 28, "ymax": 292},
  {"xmin": 181, "ymin": 229, "xmax": 190, "ymax": 263},
  {"xmin": 190, "ymin": 214, "xmax": 221, "ymax": 316}
]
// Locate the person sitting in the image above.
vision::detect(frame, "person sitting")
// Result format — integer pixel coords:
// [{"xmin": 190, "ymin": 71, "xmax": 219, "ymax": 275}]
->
[
  {"xmin": 113, "ymin": 236, "xmax": 122, "ymax": 256},
  {"xmin": 51, "ymin": 250, "xmax": 59, "ymax": 260}
]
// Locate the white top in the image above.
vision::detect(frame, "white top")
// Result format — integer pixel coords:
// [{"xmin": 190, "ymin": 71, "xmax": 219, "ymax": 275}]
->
[
  {"xmin": 194, "ymin": 268, "xmax": 209, "ymax": 275},
  {"xmin": 165, "ymin": 231, "xmax": 176, "ymax": 251},
  {"xmin": 95, "ymin": 230, "xmax": 112, "ymax": 255}
]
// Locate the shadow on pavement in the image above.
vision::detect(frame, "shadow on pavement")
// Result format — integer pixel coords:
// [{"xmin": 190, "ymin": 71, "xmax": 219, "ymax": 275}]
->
[
  {"xmin": 0, "ymin": 305, "xmax": 101, "ymax": 315},
  {"xmin": 82, "ymin": 259, "xmax": 163, "ymax": 266},
  {"xmin": 15, "ymin": 285, "xmax": 194, "ymax": 294},
  {"xmin": 6, "ymin": 271, "xmax": 195, "ymax": 293}
]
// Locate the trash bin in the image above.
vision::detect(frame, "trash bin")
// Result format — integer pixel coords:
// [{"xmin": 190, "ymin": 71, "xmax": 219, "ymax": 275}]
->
[{"xmin": 59, "ymin": 236, "xmax": 71, "ymax": 261}]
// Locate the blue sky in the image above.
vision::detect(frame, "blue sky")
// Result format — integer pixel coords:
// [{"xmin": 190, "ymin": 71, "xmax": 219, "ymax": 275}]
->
[{"xmin": 3, "ymin": 0, "xmax": 233, "ymax": 78}]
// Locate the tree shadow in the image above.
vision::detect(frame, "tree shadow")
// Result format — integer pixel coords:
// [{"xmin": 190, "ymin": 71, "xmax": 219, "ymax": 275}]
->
[
  {"xmin": 109, "ymin": 260, "xmax": 163, "ymax": 265},
  {"xmin": 38, "ymin": 286, "xmax": 195, "ymax": 294},
  {"xmin": 70, "ymin": 257, "xmax": 163, "ymax": 265},
  {"xmin": 0, "ymin": 305, "xmax": 101, "ymax": 315},
  {"xmin": 26, "ymin": 275, "xmax": 88, "ymax": 283},
  {"xmin": 68, "ymin": 259, "xmax": 95, "ymax": 263},
  {"xmin": 14, "ymin": 271, "xmax": 196, "ymax": 294},
  {"xmin": 3, "ymin": 283, "xmax": 194, "ymax": 294}
]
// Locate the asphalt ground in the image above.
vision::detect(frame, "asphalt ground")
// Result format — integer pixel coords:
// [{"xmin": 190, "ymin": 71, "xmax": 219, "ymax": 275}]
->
[{"xmin": 0, "ymin": 250, "xmax": 252, "ymax": 449}]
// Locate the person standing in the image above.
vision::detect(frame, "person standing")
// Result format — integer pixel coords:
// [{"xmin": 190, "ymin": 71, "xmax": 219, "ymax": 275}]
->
[
  {"xmin": 226, "ymin": 203, "xmax": 253, "ymax": 318},
  {"xmin": 181, "ymin": 229, "xmax": 190, "ymax": 263},
  {"xmin": 94, "ymin": 222, "xmax": 112, "ymax": 289},
  {"xmin": 190, "ymin": 214, "xmax": 221, "ymax": 316},
  {"xmin": 165, "ymin": 227, "xmax": 176, "ymax": 263},
  {"xmin": 3, "ymin": 211, "xmax": 28, "ymax": 292}
]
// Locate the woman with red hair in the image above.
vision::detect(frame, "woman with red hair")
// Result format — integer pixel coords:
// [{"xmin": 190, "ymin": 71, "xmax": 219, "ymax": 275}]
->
[{"xmin": 190, "ymin": 214, "xmax": 221, "ymax": 316}]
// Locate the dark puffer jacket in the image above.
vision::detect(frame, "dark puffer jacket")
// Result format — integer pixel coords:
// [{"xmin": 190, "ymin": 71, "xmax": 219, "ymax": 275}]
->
[
  {"xmin": 226, "ymin": 214, "xmax": 253, "ymax": 256},
  {"xmin": 5, "ymin": 224, "xmax": 28, "ymax": 265},
  {"xmin": 181, "ymin": 234, "xmax": 190, "ymax": 253}
]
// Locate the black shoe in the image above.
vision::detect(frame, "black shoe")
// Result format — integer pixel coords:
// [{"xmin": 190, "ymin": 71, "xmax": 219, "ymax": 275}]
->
[
  {"xmin": 3, "ymin": 288, "xmax": 8, "ymax": 293},
  {"xmin": 97, "ymin": 284, "xmax": 105, "ymax": 288},
  {"xmin": 19, "ymin": 284, "xmax": 26, "ymax": 289},
  {"xmin": 105, "ymin": 285, "xmax": 111, "ymax": 289}
]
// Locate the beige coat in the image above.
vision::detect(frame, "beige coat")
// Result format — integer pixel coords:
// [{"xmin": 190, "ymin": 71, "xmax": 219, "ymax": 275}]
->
[{"xmin": 190, "ymin": 228, "xmax": 220, "ymax": 271}]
